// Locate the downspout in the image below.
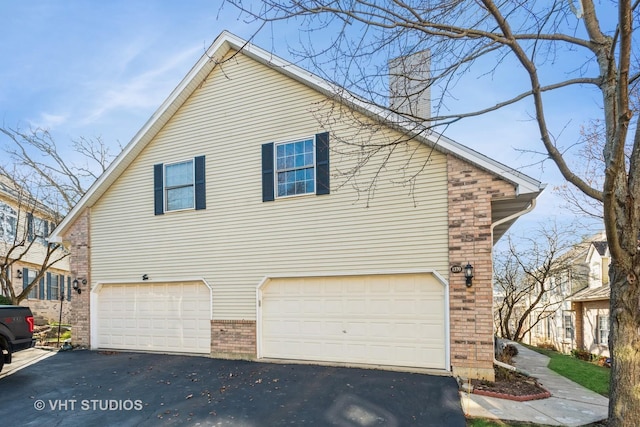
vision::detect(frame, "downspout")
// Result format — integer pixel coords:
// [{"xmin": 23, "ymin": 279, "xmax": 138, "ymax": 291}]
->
[{"xmin": 490, "ymin": 198, "xmax": 537, "ymax": 372}]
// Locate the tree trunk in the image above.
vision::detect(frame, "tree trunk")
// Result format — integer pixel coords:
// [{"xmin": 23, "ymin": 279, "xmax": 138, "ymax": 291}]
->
[{"xmin": 608, "ymin": 264, "xmax": 640, "ymax": 426}]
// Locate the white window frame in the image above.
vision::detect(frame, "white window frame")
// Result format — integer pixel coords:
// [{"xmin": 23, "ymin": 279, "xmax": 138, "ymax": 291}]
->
[
  {"xmin": 164, "ymin": 159, "xmax": 195, "ymax": 212},
  {"xmin": 597, "ymin": 314, "xmax": 609, "ymax": 346},
  {"xmin": 274, "ymin": 136, "xmax": 316, "ymax": 199},
  {"xmin": 0, "ymin": 201, "xmax": 17, "ymax": 242},
  {"xmin": 563, "ymin": 314, "xmax": 573, "ymax": 340},
  {"xmin": 33, "ymin": 216, "xmax": 48, "ymax": 245},
  {"xmin": 27, "ymin": 269, "xmax": 38, "ymax": 299}
]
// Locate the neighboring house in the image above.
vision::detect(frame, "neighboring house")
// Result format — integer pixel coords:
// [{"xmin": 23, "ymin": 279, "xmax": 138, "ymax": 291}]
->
[
  {"xmin": 0, "ymin": 177, "xmax": 72, "ymax": 324},
  {"xmin": 525, "ymin": 236, "xmax": 592, "ymax": 353},
  {"xmin": 50, "ymin": 31, "xmax": 544, "ymax": 380},
  {"xmin": 570, "ymin": 239, "xmax": 611, "ymax": 358},
  {"xmin": 525, "ymin": 231, "xmax": 610, "ymax": 356}
]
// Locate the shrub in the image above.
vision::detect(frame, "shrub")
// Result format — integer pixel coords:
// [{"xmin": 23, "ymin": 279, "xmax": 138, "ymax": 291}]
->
[
  {"xmin": 571, "ymin": 349, "xmax": 593, "ymax": 361},
  {"xmin": 0, "ymin": 295, "xmax": 13, "ymax": 305},
  {"xmin": 496, "ymin": 344, "xmax": 519, "ymax": 365},
  {"xmin": 503, "ymin": 344, "xmax": 519, "ymax": 357}
]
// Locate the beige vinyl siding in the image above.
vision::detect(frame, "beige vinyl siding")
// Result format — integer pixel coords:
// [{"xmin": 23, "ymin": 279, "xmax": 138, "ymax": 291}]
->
[{"xmin": 90, "ymin": 50, "xmax": 449, "ymax": 320}]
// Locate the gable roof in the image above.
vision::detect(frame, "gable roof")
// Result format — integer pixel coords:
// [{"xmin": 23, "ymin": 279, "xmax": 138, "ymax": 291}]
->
[
  {"xmin": 50, "ymin": 30, "xmax": 544, "ymax": 243},
  {"xmin": 592, "ymin": 241, "xmax": 609, "ymax": 257}
]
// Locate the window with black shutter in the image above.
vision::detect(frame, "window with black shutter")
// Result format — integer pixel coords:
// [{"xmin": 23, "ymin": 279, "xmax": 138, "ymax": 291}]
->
[
  {"xmin": 262, "ymin": 132, "xmax": 330, "ymax": 201},
  {"xmin": 154, "ymin": 155, "xmax": 206, "ymax": 214}
]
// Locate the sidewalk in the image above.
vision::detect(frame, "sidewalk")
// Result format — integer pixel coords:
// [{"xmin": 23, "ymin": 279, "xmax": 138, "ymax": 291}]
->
[
  {"xmin": 0, "ymin": 347, "xmax": 56, "ymax": 379},
  {"xmin": 461, "ymin": 342, "xmax": 609, "ymax": 426}
]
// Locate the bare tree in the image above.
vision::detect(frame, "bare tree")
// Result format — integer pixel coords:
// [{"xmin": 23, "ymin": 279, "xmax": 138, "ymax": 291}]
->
[
  {"xmin": 494, "ymin": 223, "xmax": 590, "ymax": 342},
  {"xmin": 0, "ymin": 127, "xmax": 116, "ymax": 304},
  {"xmin": 0, "ymin": 127, "xmax": 115, "ymax": 213},
  {"xmin": 226, "ymin": 1, "xmax": 639, "ymax": 423}
]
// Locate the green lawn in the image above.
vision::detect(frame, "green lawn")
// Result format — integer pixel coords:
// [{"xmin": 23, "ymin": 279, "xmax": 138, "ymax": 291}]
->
[{"xmin": 523, "ymin": 345, "xmax": 610, "ymax": 396}]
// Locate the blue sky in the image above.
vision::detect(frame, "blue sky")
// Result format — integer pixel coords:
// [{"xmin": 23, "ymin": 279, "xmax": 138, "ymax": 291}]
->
[{"xmin": 0, "ymin": 1, "xmax": 609, "ymax": 238}]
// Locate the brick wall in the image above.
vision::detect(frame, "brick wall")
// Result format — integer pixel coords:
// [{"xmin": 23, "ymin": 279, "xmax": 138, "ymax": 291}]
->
[
  {"xmin": 64, "ymin": 209, "xmax": 91, "ymax": 348},
  {"xmin": 211, "ymin": 320, "xmax": 256, "ymax": 360},
  {"xmin": 447, "ymin": 155, "xmax": 516, "ymax": 380}
]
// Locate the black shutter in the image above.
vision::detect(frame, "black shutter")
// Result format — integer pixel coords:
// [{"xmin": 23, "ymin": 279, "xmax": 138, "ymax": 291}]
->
[
  {"xmin": 154, "ymin": 163, "xmax": 164, "ymax": 215},
  {"xmin": 67, "ymin": 277, "xmax": 71, "ymax": 302},
  {"xmin": 39, "ymin": 277, "xmax": 44, "ymax": 300},
  {"xmin": 44, "ymin": 221, "xmax": 49, "ymax": 240},
  {"xmin": 27, "ymin": 213, "xmax": 34, "ymax": 241},
  {"xmin": 46, "ymin": 272, "xmax": 52, "ymax": 300},
  {"xmin": 262, "ymin": 143, "xmax": 275, "ymax": 202},
  {"xmin": 22, "ymin": 268, "xmax": 29, "ymax": 291},
  {"xmin": 194, "ymin": 156, "xmax": 206, "ymax": 210},
  {"xmin": 315, "ymin": 132, "xmax": 330, "ymax": 195}
]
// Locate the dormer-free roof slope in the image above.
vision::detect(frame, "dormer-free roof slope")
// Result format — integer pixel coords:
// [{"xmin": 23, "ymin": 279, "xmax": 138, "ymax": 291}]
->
[{"xmin": 51, "ymin": 30, "xmax": 544, "ymax": 242}]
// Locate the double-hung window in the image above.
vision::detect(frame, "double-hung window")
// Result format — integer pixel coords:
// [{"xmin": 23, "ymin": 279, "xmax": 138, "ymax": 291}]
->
[
  {"xmin": 276, "ymin": 138, "xmax": 315, "ymax": 197},
  {"xmin": 563, "ymin": 314, "xmax": 573, "ymax": 340},
  {"xmin": 597, "ymin": 314, "xmax": 609, "ymax": 345},
  {"xmin": 262, "ymin": 132, "xmax": 330, "ymax": 201},
  {"xmin": 154, "ymin": 156, "xmax": 206, "ymax": 215},
  {"xmin": 0, "ymin": 201, "xmax": 17, "ymax": 242},
  {"xmin": 165, "ymin": 160, "xmax": 195, "ymax": 211}
]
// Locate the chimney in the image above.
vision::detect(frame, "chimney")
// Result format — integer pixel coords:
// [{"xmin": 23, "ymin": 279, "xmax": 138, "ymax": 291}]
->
[{"xmin": 388, "ymin": 50, "xmax": 431, "ymax": 123}]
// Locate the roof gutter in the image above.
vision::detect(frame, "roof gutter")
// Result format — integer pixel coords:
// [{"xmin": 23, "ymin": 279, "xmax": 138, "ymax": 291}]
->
[{"xmin": 490, "ymin": 198, "xmax": 537, "ymax": 370}]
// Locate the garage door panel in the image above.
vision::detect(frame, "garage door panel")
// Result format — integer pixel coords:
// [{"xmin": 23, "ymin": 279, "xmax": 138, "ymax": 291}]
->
[
  {"xmin": 97, "ymin": 282, "xmax": 210, "ymax": 354},
  {"xmin": 261, "ymin": 274, "xmax": 447, "ymax": 370}
]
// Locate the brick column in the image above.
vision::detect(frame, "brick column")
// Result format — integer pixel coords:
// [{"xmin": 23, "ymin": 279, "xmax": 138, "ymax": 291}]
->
[
  {"xmin": 447, "ymin": 155, "xmax": 516, "ymax": 380},
  {"xmin": 64, "ymin": 209, "xmax": 91, "ymax": 348},
  {"xmin": 572, "ymin": 301, "xmax": 584, "ymax": 350},
  {"xmin": 211, "ymin": 320, "xmax": 256, "ymax": 360}
]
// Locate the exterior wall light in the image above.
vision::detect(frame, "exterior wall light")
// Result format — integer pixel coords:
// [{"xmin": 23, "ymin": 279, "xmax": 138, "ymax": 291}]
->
[
  {"xmin": 73, "ymin": 278, "xmax": 87, "ymax": 294},
  {"xmin": 464, "ymin": 263, "xmax": 474, "ymax": 287}
]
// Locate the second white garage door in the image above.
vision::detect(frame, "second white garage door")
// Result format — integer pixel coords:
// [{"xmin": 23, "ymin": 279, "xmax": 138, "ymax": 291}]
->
[
  {"xmin": 95, "ymin": 281, "xmax": 211, "ymax": 354},
  {"xmin": 259, "ymin": 273, "xmax": 447, "ymax": 370}
]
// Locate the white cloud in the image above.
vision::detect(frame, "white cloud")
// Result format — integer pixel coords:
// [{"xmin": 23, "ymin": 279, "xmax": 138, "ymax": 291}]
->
[
  {"xmin": 31, "ymin": 112, "xmax": 69, "ymax": 130},
  {"xmin": 77, "ymin": 43, "xmax": 203, "ymax": 126}
]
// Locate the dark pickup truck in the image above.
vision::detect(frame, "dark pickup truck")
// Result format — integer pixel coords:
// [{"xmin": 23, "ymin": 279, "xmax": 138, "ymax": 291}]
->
[{"xmin": 0, "ymin": 306, "xmax": 35, "ymax": 373}]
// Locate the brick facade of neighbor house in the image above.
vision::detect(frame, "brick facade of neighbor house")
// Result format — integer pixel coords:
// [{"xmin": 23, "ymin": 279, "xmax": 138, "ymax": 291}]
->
[
  {"xmin": 211, "ymin": 320, "xmax": 257, "ymax": 360},
  {"xmin": 447, "ymin": 155, "xmax": 517, "ymax": 380},
  {"xmin": 65, "ymin": 209, "xmax": 91, "ymax": 348}
]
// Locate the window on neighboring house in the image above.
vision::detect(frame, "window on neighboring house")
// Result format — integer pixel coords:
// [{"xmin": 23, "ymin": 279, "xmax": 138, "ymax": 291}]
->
[
  {"xmin": 597, "ymin": 314, "xmax": 609, "ymax": 345},
  {"xmin": 154, "ymin": 156, "xmax": 205, "ymax": 215},
  {"xmin": 563, "ymin": 314, "xmax": 573, "ymax": 340},
  {"xmin": 27, "ymin": 214, "xmax": 49, "ymax": 245},
  {"xmin": 23, "ymin": 268, "xmax": 38, "ymax": 299},
  {"xmin": 47, "ymin": 273, "xmax": 59, "ymax": 301},
  {"xmin": 0, "ymin": 201, "xmax": 17, "ymax": 242},
  {"xmin": 262, "ymin": 132, "xmax": 330, "ymax": 202}
]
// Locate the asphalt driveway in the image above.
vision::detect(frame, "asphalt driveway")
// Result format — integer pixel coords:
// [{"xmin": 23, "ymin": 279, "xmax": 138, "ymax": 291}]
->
[{"xmin": 0, "ymin": 350, "xmax": 465, "ymax": 426}]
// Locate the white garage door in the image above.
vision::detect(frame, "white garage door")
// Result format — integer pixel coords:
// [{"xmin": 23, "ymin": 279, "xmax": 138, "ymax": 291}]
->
[
  {"xmin": 96, "ymin": 282, "xmax": 211, "ymax": 354},
  {"xmin": 260, "ymin": 273, "xmax": 447, "ymax": 370}
]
